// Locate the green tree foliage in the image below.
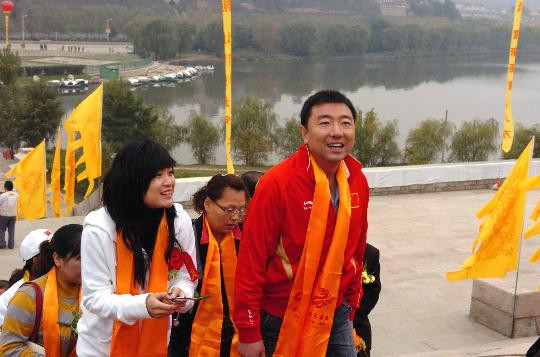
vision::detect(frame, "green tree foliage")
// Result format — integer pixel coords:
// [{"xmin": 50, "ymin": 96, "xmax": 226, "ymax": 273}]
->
[
  {"xmin": 16, "ymin": 81, "xmax": 64, "ymax": 147},
  {"xmin": 196, "ymin": 21, "xmax": 224, "ymax": 54},
  {"xmin": 354, "ymin": 110, "xmax": 400, "ymax": 167},
  {"xmin": 0, "ymin": 49, "xmax": 21, "ymax": 88},
  {"xmin": 274, "ymin": 117, "xmax": 303, "ymax": 159},
  {"xmin": 374, "ymin": 120, "xmax": 401, "ymax": 166},
  {"xmin": 102, "ymin": 79, "xmax": 183, "ymax": 152},
  {"xmin": 502, "ymin": 124, "xmax": 540, "ymax": 159},
  {"xmin": 185, "ymin": 114, "xmax": 219, "ymax": 164},
  {"xmin": 128, "ymin": 19, "xmax": 180, "ymax": 59},
  {"xmin": 450, "ymin": 118, "xmax": 498, "ymax": 162},
  {"xmin": 0, "ymin": 87, "xmax": 23, "ymax": 151},
  {"xmin": 326, "ymin": 25, "xmax": 370, "ymax": 56},
  {"xmin": 253, "ymin": 21, "xmax": 280, "ymax": 54},
  {"xmin": 232, "ymin": 96, "xmax": 277, "ymax": 166},
  {"xmin": 280, "ymin": 23, "xmax": 317, "ymax": 57},
  {"xmin": 405, "ymin": 118, "xmax": 453, "ymax": 164}
]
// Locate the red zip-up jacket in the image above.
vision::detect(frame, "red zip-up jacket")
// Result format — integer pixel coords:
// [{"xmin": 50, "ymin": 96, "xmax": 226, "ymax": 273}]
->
[{"xmin": 234, "ymin": 145, "xmax": 369, "ymax": 343}]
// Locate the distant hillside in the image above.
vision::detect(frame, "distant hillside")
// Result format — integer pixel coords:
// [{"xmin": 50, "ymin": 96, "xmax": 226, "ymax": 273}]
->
[{"xmin": 5, "ymin": 0, "xmax": 381, "ymax": 37}]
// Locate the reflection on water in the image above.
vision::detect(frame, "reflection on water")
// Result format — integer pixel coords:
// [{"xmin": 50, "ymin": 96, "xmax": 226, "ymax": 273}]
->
[{"xmin": 61, "ymin": 53, "xmax": 540, "ymax": 165}]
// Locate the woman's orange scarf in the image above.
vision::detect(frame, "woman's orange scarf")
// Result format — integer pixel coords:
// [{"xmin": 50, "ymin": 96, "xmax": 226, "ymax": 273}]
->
[
  {"xmin": 110, "ymin": 212, "xmax": 170, "ymax": 357},
  {"xmin": 189, "ymin": 217, "xmax": 239, "ymax": 356},
  {"xmin": 42, "ymin": 267, "xmax": 81, "ymax": 357},
  {"xmin": 274, "ymin": 157, "xmax": 352, "ymax": 357}
]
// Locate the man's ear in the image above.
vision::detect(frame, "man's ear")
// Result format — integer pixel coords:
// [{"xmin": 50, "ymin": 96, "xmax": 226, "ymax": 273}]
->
[{"xmin": 300, "ymin": 125, "xmax": 308, "ymax": 144}]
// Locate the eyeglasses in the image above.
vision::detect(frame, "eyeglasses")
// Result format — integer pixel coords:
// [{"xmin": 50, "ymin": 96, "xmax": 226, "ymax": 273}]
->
[{"xmin": 212, "ymin": 200, "xmax": 247, "ymax": 218}]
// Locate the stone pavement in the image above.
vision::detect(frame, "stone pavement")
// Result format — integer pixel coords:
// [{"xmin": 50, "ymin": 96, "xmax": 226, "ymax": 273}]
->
[{"xmin": 1, "ymin": 189, "xmax": 540, "ymax": 356}]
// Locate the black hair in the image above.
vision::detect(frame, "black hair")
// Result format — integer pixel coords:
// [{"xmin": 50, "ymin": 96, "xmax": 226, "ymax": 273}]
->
[
  {"xmin": 32, "ymin": 224, "xmax": 82, "ymax": 279},
  {"xmin": 193, "ymin": 174, "xmax": 249, "ymax": 214},
  {"xmin": 240, "ymin": 171, "xmax": 264, "ymax": 198},
  {"xmin": 4, "ymin": 181, "xmax": 13, "ymax": 191},
  {"xmin": 300, "ymin": 90, "xmax": 357, "ymax": 127},
  {"xmin": 103, "ymin": 140, "xmax": 177, "ymax": 288},
  {"xmin": 0, "ymin": 280, "xmax": 8, "ymax": 291},
  {"xmin": 8, "ymin": 268, "xmax": 24, "ymax": 288}
]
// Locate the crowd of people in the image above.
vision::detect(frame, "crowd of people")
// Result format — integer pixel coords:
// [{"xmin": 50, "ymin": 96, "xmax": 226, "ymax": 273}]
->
[{"xmin": 0, "ymin": 90, "xmax": 381, "ymax": 357}]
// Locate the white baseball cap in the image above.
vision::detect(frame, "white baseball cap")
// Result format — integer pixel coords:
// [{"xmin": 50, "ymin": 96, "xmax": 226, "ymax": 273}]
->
[{"xmin": 20, "ymin": 229, "xmax": 53, "ymax": 262}]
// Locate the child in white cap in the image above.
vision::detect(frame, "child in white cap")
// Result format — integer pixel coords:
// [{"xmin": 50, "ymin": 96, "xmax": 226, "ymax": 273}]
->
[{"xmin": 0, "ymin": 229, "xmax": 52, "ymax": 328}]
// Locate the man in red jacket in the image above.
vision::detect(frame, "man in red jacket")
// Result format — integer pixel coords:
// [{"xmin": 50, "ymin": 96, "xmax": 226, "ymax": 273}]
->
[{"xmin": 234, "ymin": 90, "xmax": 369, "ymax": 357}]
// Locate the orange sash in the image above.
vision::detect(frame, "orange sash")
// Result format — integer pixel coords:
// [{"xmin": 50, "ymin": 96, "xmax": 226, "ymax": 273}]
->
[
  {"xmin": 274, "ymin": 157, "xmax": 352, "ymax": 357},
  {"xmin": 110, "ymin": 213, "xmax": 170, "ymax": 357},
  {"xmin": 189, "ymin": 217, "xmax": 239, "ymax": 357},
  {"xmin": 42, "ymin": 267, "xmax": 81, "ymax": 357}
]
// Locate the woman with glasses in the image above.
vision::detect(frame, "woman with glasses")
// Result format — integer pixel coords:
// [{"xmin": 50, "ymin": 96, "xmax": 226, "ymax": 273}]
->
[{"xmin": 169, "ymin": 174, "xmax": 249, "ymax": 357}]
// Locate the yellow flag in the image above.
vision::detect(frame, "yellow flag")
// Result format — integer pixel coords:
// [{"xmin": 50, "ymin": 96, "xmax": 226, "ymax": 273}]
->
[
  {"xmin": 447, "ymin": 139, "xmax": 533, "ymax": 280},
  {"xmin": 502, "ymin": 0, "xmax": 524, "ymax": 152},
  {"xmin": 222, "ymin": 0, "xmax": 234, "ymax": 174},
  {"xmin": 67, "ymin": 84, "xmax": 103, "ymax": 199},
  {"xmin": 63, "ymin": 109, "xmax": 76, "ymax": 215},
  {"xmin": 4, "ymin": 140, "xmax": 46, "ymax": 220},
  {"xmin": 49, "ymin": 128, "xmax": 61, "ymax": 217}
]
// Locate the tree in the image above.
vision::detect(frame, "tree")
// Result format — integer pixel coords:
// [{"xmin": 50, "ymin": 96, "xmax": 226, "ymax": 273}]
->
[
  {"xmin": 275, "ymin": 117, "xmax": 303, "ymax": 159},
  {"xmin": 373, "ymin": 120, "xmax": 401, "ymax": 166},
  {"xmin": 185, "ymin": 114, "xmax": 219, "ymax": 164},
  {"xmin": 16, "ymin": 81, "xmax": 64, "ymax": 147},
  {"xmin": 353, "ymin": 109, "xmax": 378, "ymax": 166},
  {"xmin": 450, "ymin": 118, "xmax": 498, "ymax": 162},
  {"xmin": 0, "ymin": 87, "xmax": 23, "ymax": 151},
  {"xmin": 502, "ymin": 124, "xmax": 540, "ymax": 159},
  {"xmin": 405, "ymin": 118, "xmax": 451, "ymax": 164},
  {"xmin": 354, "ymin": 110, "xmax": 400, "ymax": 167},
  {"xmin": 253, "ymin": 20, "xmax": 280, "ymax": 54},
  {"xmin": 102, "ymin": 79, "xmax": 183, "ymax": 152},
  {"xmin": 232, "ymin": 96, "xmax": 277, "ymax": 166},
  {"xmin": 196, "ymin": 21, "xmax": 223, "ymax": 54},
  {"xmin": 280, "ymin": 23, "xmax": 317, "ymax": 57},
  {"xmin": 0, "ymin": 49, "xmax": 21, "ymax": 87}
]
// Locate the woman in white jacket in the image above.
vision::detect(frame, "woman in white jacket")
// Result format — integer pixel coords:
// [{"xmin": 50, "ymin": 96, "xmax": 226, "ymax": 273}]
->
[{"xmin": 76, "ymin": 140, "xmax": 198, "ymax": 357}]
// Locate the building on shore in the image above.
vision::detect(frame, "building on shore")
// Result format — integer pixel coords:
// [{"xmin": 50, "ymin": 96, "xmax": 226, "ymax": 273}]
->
[{"xmin": 378, "ymin": 0, "xmax": 409, "ymax": 16}]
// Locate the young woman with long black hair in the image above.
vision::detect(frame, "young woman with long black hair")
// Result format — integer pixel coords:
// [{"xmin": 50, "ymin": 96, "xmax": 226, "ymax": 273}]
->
[{"xmin": 76, "ymin": 140, "xmax": 198, "ymax": 357}]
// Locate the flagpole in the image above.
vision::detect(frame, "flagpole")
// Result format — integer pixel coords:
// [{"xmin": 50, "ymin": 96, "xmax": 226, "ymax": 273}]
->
[{"xmin": 510, "ymin": 136, "xmax": 535, "ymax": 338}]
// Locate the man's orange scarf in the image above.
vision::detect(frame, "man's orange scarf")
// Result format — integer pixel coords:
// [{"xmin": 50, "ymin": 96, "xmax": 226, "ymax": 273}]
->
[
  {"xmin": 189, "ymin": 217, "xmax": 239, "ymax": 356},
  {"xmin": 43, "ymin": 266, "xmax": 81, "ymax": 357},
  {"xmin": 110, "ymin": 213, "xmax": 170, "ymax": 357},
  {"xmin": 274, "ymin": 157, "xmax": 352, "ymax": 357}
]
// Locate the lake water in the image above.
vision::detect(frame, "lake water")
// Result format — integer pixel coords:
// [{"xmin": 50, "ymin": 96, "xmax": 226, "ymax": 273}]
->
[{"xmin": 61, "ymin": 53, "xmax": 540, "ymax": 165}]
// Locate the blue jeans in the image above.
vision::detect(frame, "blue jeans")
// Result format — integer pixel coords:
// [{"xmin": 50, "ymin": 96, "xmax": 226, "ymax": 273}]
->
[{"xmin": 260, "ymin": 303, "xmax": 356, "ymax": 357}]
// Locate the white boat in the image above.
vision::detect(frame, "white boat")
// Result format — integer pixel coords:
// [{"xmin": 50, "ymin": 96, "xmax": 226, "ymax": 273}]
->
[
  {"xmin": 162, "ymin": 73, "xmax": 178, "ymax": 82},
  {"xmin": 127, "ymin": 78, "xmax": 142, "ymax": 87},
  {"xmin": 47, "ymin": 80, "xmax": 61, "ymax": 88},
  {"xmin": 137, "ymin": 76, "xmax": 151, "ymax": 84},
  {"xmin": 151, "ymin": 75, "xmax": 164, "ymax": 82}
]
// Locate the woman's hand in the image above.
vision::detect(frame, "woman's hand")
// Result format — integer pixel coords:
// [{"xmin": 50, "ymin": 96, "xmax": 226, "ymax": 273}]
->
[
  {"xmin": 167, "ymin": 287, "xmax": 187, "ymax": 310},
  {"xmin": 145, "ymin": 292, "xmax": 178, "ymax": 318}
]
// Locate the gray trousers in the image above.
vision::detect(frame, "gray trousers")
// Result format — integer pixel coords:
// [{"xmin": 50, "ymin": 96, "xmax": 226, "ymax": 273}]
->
[{"xmin": 0, "ymin": 215, "xmax": 16, "ymax": 248}]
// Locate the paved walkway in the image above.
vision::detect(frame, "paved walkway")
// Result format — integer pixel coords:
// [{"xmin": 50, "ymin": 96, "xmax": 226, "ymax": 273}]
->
[{"xmin": 1, "ymin": 189, "xmax": 540, "ymax": 356}]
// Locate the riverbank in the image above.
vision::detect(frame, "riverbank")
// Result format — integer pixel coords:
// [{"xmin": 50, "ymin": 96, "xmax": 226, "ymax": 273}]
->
[
  {"xmin": 174, "ymin": 164, "xmax": 270, "ymax": 178},
  {"xmin": 171, "ymin": 49, "xmax": 540, "ymax": 64}
]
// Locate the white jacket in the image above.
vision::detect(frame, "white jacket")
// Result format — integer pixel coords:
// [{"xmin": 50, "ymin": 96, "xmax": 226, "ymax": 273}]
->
[
  {"xmin": 76, "ymin": 203, "xmax": 197, "ymax": 357},
  {"xmin": 0, "ymin": 279, "xmax": 24, "ymax": 327}
]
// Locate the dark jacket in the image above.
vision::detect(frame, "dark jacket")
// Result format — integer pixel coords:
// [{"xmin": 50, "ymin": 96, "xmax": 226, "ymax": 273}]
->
[
  {"xmin": 168, "ymin": 216, "xmax": 240, "ymax": 357},
  {"xmin": 354, "ymin": 243, "xmax": 381, "ymax": 356}
]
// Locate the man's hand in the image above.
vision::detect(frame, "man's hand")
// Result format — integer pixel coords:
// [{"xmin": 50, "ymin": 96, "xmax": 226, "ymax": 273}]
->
[
  {"xmin": 237, "ymin": 341, "xmax": 266, "ymax": 357},
  {"xmin": 145, "ymin": 292, "xmax": 178, "ymax": 318}
]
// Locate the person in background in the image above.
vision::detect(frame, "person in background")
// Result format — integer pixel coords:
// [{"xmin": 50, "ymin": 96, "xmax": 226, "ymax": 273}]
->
[
  {"xmin": 235, "ymin": 90, "xmax": 370, "ymax": 357},
  {"xmin": 169, "ymin": 174, "xmax": 249, "ymax": 357},
  {"xmin": 0, "ymin": 281, "xmax": 8, "ymax": 295},
  {"xmin": 240, "ymin": 171, "xmax": 264, "ymax": 198},
  {"xmin": 77, "ymin": 140, "xmax": 198, "ymax": 357},
  {"xmin": 0, "ymin": 229, "xmax": 53, "ymax": 328},
  {"xmin": 0, "ymin": 181, "xmax": 19, "ymax": 249},
  {"xmin": 354, "ymin": 243, "xmax": 381, "ymax": 357},
  {"xmin": 0, "ymin": 224, "xmax": 83, "ymax": 356}
]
